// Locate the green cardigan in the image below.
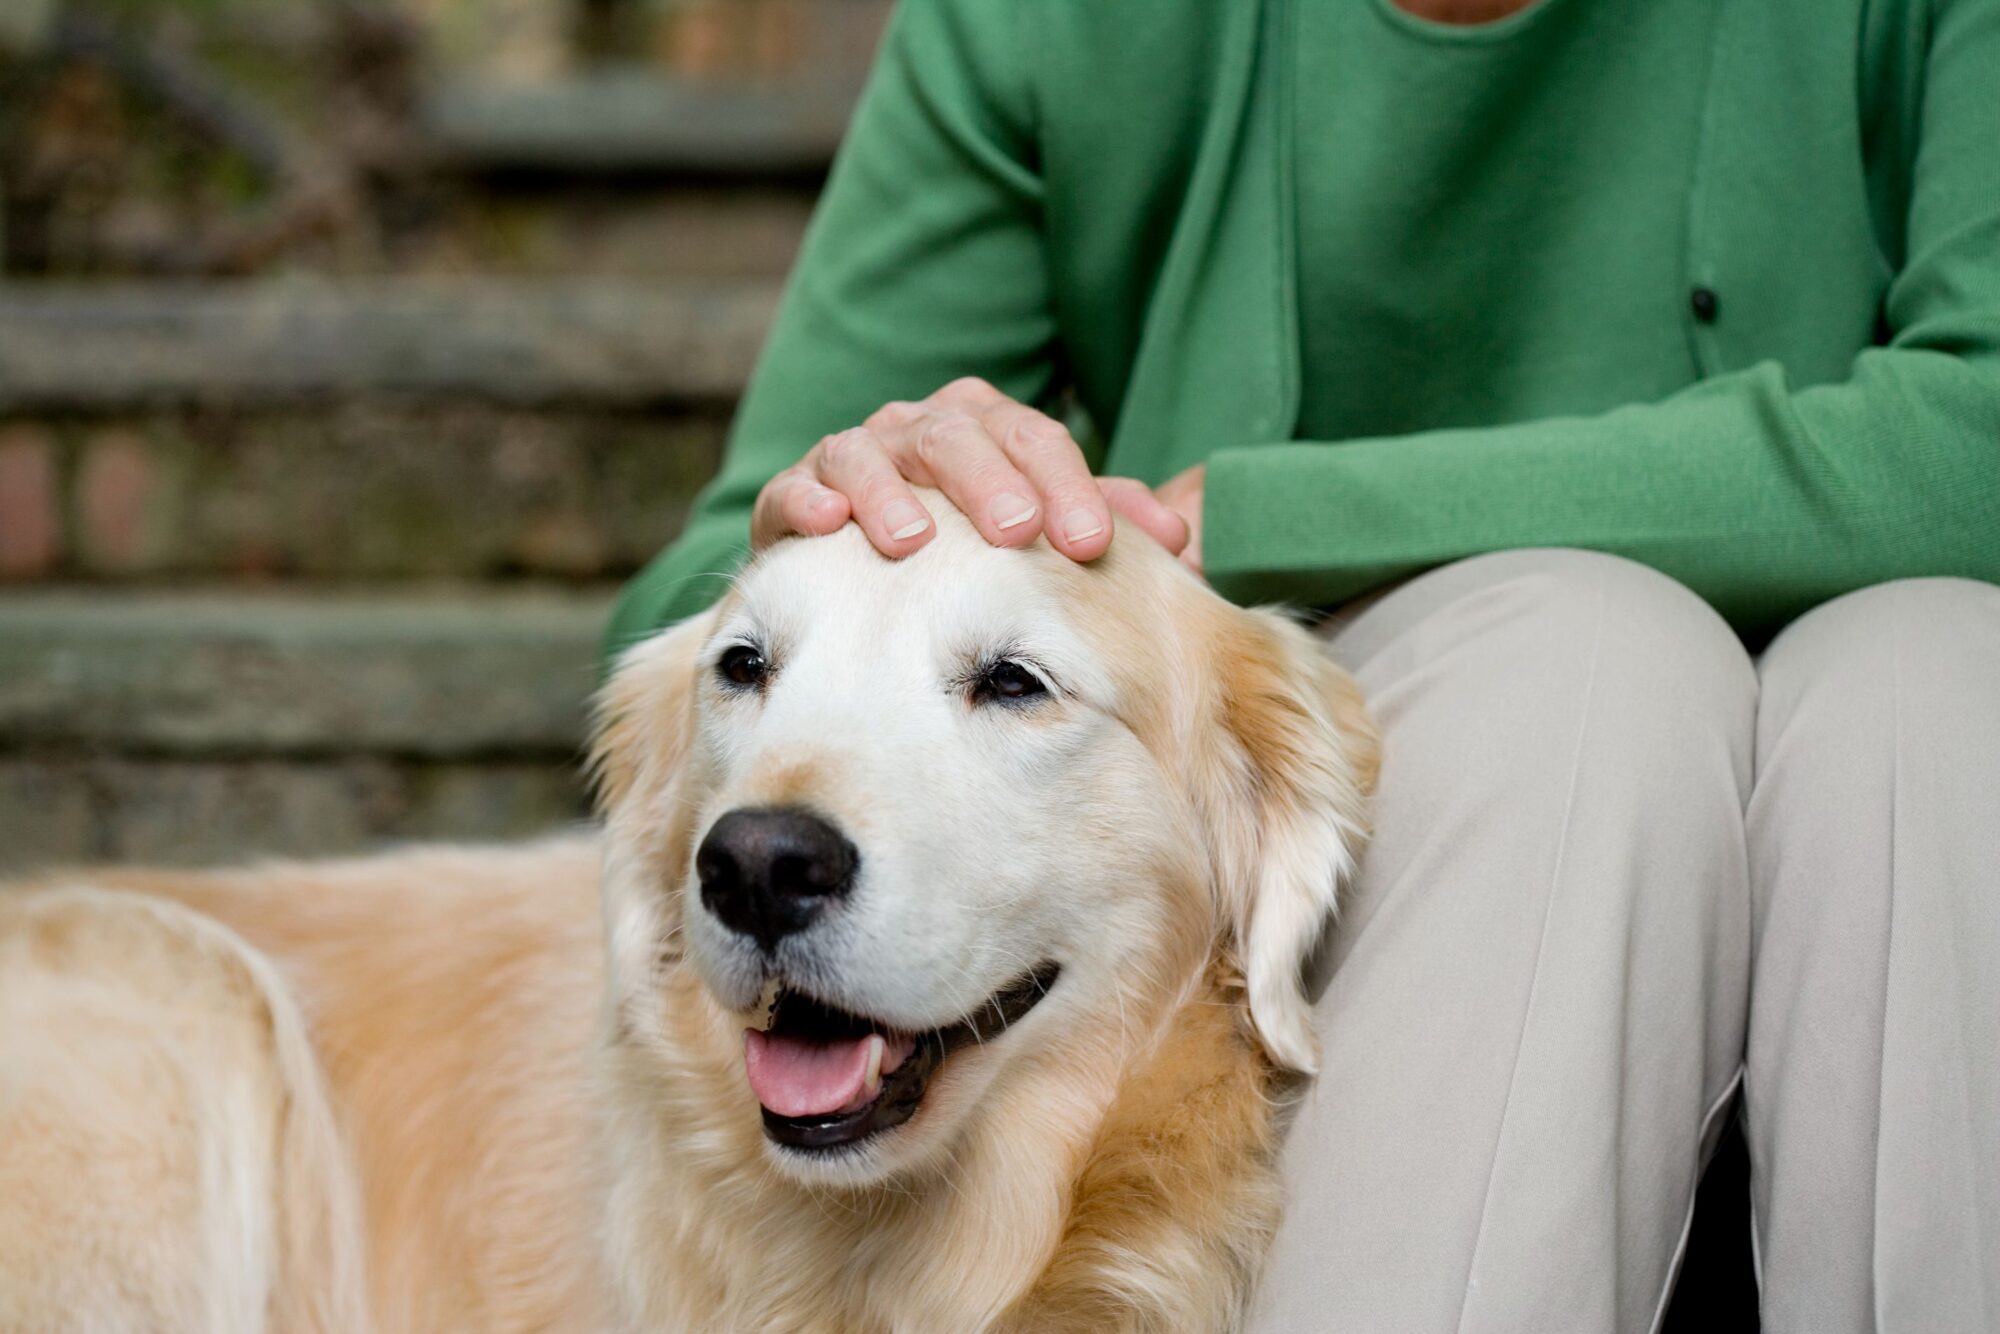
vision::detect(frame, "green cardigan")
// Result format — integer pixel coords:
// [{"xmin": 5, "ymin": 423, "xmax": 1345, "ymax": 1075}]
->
[{"xmin": 608, "ymin": 0, "xmax": 2000, "ymax": 656}]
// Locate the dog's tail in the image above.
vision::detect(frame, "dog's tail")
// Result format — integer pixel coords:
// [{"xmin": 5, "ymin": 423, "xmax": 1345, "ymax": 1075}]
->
[{"xmin": 0, "ymin": 885, "xmax": 371, "ymax": 1333}]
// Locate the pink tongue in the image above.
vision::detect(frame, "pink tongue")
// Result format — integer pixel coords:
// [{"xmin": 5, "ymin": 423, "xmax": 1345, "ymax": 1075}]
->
[{"xmin": 743, "ymin": 1029, "xmax": 875, "ymax": 1118}]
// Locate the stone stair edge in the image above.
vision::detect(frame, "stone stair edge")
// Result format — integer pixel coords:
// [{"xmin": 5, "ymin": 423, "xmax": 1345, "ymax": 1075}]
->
[
  {"xmin": 0, "ymin": 585, "xmax": 622, "ymax": 758},
  {"xmin": 423, "ymin": 71, "xmax": 858, "ymax": 175},
  {"xmin": 0, "ymin": 277, "xmax": 782, "ymax": 411}
]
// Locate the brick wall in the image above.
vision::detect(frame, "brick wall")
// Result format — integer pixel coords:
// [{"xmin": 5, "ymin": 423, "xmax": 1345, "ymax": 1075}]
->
[{"xmin": 0, "ymin": 407, "xmax": 726, "ymax": 583}]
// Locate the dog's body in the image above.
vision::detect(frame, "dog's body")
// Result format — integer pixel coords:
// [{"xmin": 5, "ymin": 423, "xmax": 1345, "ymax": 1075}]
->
[
  {"xmin": 1, "ymin": 505, "xmax": 1376, "ymax": 1333},
  {"xmin": 1, "ymin": 846, "xmax": 596, "ymax": 1334}
]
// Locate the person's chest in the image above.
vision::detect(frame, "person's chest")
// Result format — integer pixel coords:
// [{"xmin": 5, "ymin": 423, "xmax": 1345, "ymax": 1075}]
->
[
  {"xmin": 1292, "ymin": 0, "xmax": 1717, "ymax": 439},
  {"xmin": 1030, "ymin": 0, "xmax": 1905, "ymax": 473}
]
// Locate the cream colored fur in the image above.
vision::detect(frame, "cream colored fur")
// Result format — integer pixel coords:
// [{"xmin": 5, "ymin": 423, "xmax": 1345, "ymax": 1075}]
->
[
  {"xmin": 0, "ymin": 509, "xmax": 1376, "ymax": 1333},
  {"xmin": 0, "ymin": 886, "xmax": 367, "ymax": 1333}
]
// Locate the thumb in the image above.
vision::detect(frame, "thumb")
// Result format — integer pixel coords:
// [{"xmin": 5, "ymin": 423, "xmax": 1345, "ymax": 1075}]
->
[{"xmin": 1098, "ymin": 476, "xmax": 1189, "ymax": 555}]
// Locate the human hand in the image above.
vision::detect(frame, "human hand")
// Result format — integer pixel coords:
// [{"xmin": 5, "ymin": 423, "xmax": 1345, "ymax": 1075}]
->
[
  {"xmin": 1154, "ymin": 463, "xmax": 1204, "ymax": 577},
  {"xmin": 749, "ymin": 377, "xmax": 1188, "ymax": 562}
]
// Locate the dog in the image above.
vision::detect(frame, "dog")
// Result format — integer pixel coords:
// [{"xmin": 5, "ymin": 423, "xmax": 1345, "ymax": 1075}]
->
[{"xmin": 0, "ymin": 496, "xmax": 1377, "ymax": 1333}]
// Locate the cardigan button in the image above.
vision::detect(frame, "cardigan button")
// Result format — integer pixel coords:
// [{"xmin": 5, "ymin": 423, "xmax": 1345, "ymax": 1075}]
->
[{"xmin": 1690, "ymin": 286, "xmax": 1721, "ymax": 324}]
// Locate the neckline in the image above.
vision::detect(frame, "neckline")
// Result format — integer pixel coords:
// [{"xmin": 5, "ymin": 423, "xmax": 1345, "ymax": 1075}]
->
[{"xmin": 1369, "ymin": 0, "xmax": 1569, "ymax": 44}]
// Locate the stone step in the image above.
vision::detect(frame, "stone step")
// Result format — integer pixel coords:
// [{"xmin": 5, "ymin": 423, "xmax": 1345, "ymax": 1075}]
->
[
  {"xmin": 0, "ymin": 586, "xmax": 616, "ymax": 759},
  {"xmin": 0, "ymin": 278, "xmax": 779, "ymax": 412},
  {"xmin": 424, "ymin": 71, "xmax": 858, "ymax": 176},
  {"xmin": 0, "ymin": 585, "xmax": 625, "ymax": 871},
  {"xmin": 0, "ymin": 405, "xmax": 723, "ymax": 582},
  {"xmin": 0, "ymin": 753, "xmax": 588, "ymax": 872}
]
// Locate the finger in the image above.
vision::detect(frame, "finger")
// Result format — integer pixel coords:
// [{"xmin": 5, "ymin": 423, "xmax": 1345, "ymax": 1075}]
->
[
  {"xmin": 901, "ymin": 410, "xmax": 1045, "ymax": 547},
  {"xmin": 861, "ymin": 400, "xmax": 934, "ymax": 477},
  {"xmin": 811, "ymin": 426, "xmax": 936, "ymax": 556},
  {"xmin": 1098, "ymin": 476, "xmax": 1189, "ymax": 554},
  {"xmin": 1178, "ymin": 528, "xmax": 1204, "ymax": 579},
  {"xmin": 979, "ymin": 402, "xmax": 1111, "ymax": 561},
  {"xmin": 752, "ymin": 466, "xmax": 844, "ymax": 547},
  {"xmin": 778, "ymin": 469, "xmax": 851, "ymax": 538},
  {"xmin": 926, "ymin": 376, "xmax": 1008, "ymax": 412}
]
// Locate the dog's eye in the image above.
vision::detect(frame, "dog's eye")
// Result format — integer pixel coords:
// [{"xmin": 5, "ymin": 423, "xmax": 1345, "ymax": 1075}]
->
[
  {"xmin": 976, "ymin": 659, "xmax": 1047, "ymax": 704},
  {"xmin": 718, "ymin": 644, "xmax": 768, "ymax": 690}
]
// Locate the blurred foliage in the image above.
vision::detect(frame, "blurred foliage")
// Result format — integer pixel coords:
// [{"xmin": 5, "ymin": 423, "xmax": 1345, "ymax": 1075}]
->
[
  {"xmin": 0, "ymin": 1, "xmax": 366, "ymax": 275},
  {"xmin": 94, "ymin": 0, "xmax": 240, "ymax": 17},
  {"xmin": 0, "ymin": 0, "xmax": 878, "ymax": 279}
]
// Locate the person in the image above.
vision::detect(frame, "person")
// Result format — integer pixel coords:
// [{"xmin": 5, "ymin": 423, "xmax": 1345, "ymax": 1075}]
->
[{"xmin": 607, "ymin": 0, "xmax": 2000, "ymax": 1328}]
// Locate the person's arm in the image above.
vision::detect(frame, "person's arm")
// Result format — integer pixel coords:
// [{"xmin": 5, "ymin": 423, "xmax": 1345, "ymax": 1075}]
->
[
  {"xmin": 1206, "ymin": 0, "xmax": 2000, "ymax": 635},
  {"xmin": 606, "ymin": 0, "xmax": 1060, "ymax": 656}
]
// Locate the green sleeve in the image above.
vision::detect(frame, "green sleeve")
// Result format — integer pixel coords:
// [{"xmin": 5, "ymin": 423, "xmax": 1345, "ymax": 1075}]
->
[
  {"xmin": 1206, "ymin": 0, "xmax": 2000, "ymax": 636},
  {"xmin": 604, "ymin": 0, "xmax": 1057, "ymax": 661}
]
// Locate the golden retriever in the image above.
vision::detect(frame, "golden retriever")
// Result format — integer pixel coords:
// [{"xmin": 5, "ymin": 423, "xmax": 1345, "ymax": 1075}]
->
[{"xmin": 0, "ymin": 499, "xmax": 1377, "ymax": 1333}]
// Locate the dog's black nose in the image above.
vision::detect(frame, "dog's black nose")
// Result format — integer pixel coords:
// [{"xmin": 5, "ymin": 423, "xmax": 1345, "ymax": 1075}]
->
[{"xmin": 696, "ymin": 807, "xmax": 858, "ymax": 951}]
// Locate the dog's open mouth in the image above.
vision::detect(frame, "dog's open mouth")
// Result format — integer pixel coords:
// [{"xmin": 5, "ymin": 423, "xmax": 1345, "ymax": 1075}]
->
[{"xmin": 743, "ymin": 962, "xmax": 1061, "ymax": 1153}]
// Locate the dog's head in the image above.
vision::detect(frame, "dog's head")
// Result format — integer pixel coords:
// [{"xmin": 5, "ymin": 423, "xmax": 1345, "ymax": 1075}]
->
[{"xmin": 593, "ymin": 499, "xmax": 1375, "ymax": 1187}]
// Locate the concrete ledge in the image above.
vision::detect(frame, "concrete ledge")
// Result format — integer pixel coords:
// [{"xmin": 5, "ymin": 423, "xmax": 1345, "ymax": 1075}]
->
[
  {"xmin": 0, "ymin": 279, "xmax": 780, "ymax": 410},
  {"xmin": 0, "ymin": 588, "xmax": 616, "ymax": 758},
  {"xmin": 0, "ymin": 408, "xmax": 723, "ymax": 581},
  {"xmin": 424, "ymin": 72, "xmax": 857, "ymax": 175},
  {"xmin": 0, "ymin": 756, "xmax": 588, "ymax": 872}
]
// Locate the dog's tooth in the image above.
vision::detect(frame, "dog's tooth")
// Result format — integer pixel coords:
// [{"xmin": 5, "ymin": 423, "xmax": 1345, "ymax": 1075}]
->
[{"xmin": 863, "ymin": 1033, "xmax": 885, "ymax": 1097}]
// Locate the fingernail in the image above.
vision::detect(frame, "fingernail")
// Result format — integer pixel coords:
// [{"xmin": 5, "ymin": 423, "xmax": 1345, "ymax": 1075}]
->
[
  {"xmin": 990, "ymin": 492, "xmax": 1038, "ymax": 531},
  {"xmin": 1062, "ymin": 508, "xmax": 1105, "ymax": 543},
  {"xmin": 807, "ymin": 488, "xmax": 843, "ymax": 520},
  {"xmin": 884, "ymin": 500, "xmax": 930, "ymax": 542}
]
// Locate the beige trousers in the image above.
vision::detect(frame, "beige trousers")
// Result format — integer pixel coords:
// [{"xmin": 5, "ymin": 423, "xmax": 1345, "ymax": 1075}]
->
[{"xmin": 1249, "ymin": 550, "xmax": 2000, "ymax": 1334}]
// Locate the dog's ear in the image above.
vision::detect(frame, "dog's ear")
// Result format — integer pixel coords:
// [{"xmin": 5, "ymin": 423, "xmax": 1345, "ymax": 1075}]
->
[
  {"xmin": 1196, "ymin": 607, "xmax": 1378, "ymax": 1074},
  {"xmin": 589, "ymin": 610, "xmax": 717, "ymax": 814}
]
